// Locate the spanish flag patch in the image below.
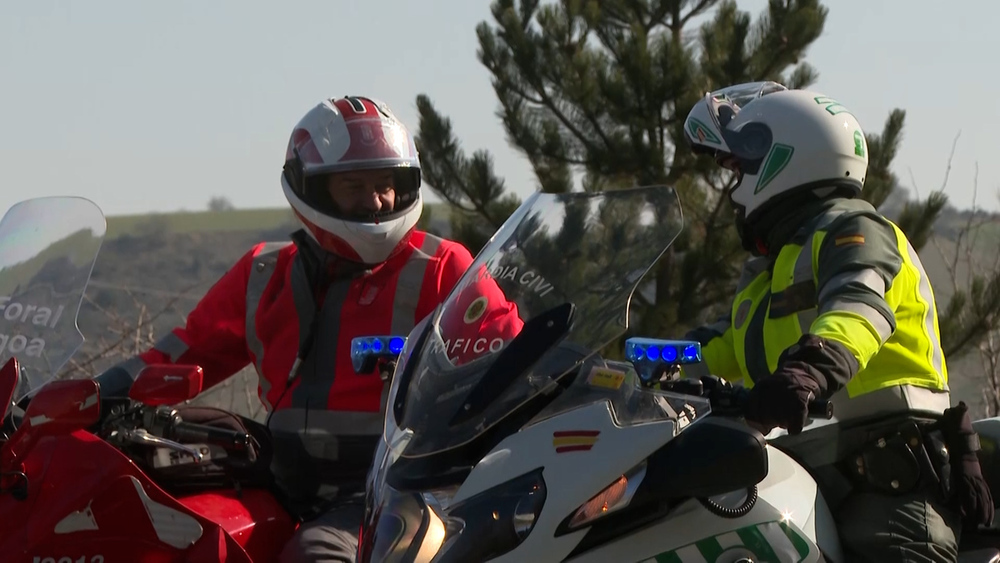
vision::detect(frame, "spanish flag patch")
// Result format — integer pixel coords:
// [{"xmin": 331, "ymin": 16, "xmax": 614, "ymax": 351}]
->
[
  {"xmin": 835, "ymin": 234, "xmax": 866, "ymax": 246},
  {"xmin": 552, "ymin": 430, "xmax": 600, "ymax": 453}
]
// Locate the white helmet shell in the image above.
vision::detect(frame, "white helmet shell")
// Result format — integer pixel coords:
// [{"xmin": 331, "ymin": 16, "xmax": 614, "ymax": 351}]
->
[
  {"xmin": 684, "ymin": 82, "xmax": 869, "ymax": 222},
  {"xmin": 281, "ymin": 96, "xmax": 423, "ymax": 264}
]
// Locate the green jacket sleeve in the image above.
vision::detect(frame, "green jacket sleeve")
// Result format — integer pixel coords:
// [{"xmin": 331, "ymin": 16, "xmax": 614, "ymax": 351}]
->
[{"xmin": 808, "ymin": 211, "xmax": 904, "ymax": 385}]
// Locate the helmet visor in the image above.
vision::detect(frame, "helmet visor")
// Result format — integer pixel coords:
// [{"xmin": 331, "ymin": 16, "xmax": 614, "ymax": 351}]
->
[{"xmin": 706, "ymin": 81, "xmax": 787, "ymax": 175}]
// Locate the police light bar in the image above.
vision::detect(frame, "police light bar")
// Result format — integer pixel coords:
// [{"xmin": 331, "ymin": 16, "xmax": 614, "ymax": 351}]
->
[
  {"xmin": 624, "ymin": 338, "xmax": 702, "ymax": 383},
  {"xmin": 351, "ymin": 336, "xmax": 407, "ymax": 375}
]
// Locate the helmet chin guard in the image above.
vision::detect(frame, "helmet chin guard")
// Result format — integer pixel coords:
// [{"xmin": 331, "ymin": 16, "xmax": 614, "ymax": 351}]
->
[{"xmin": 280, "ymin": 96, "xmax": 424, "ymax": 263}]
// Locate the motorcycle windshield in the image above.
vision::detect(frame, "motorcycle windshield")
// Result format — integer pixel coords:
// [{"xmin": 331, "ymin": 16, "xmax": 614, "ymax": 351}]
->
[
  {"xmin": 0, "ymin": 197, "xmax": 107, "ymax": 403},
  {"xmin": 394, "ymin": 186, "xmax": 683, "ymax": 458}
]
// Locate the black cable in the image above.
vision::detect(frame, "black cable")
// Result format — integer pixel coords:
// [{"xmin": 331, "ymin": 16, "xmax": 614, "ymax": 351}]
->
[
  {"xmin": 698, "ymin": 485, "xmax": 758, "ymax": 518},
  {"xmin": 265, "ymin": 251, "xmax": 327, "ymax": 431}
]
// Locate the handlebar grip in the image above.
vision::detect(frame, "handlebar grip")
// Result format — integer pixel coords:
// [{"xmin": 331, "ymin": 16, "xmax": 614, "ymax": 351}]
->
[
  {"xmin": 170, "ymin": 421, "xmax": 250, "ymax": 451},
  {"xmin": 706, "ymin": 385, "xmax": 834, "ymax": 420},
  {"xmin": 808, "ymin": 399, "xmax": 834, "ymax": 420}
]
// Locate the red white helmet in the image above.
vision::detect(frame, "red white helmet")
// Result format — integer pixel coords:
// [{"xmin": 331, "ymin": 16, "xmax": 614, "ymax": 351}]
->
[{"xmin": 281, "ymin": 96, "xmax": 423, "ymax": 264}]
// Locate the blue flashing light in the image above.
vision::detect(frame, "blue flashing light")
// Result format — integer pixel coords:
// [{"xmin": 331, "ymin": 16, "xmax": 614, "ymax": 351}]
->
[
  {"xmin": 682, "ymin": 344, "xmax": 701, "ymax": 363},
  {"xmin": 646, "ymin": 346, "xmax": 661, "ymax": 361},
  {"xmin": 350, "ymin": 335, "xmax": 408, "ymax": 374},
  {"xmin": 623, "ymin": 337, "xmax": 704, "ymax": 382},
  {"xmin": 661, "ymin": 346, "xmax": 678, "ymax": 363}
]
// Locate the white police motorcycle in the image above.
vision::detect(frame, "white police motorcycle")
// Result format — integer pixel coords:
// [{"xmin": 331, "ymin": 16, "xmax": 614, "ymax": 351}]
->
[{"xmin": 351, "ymin": 186, "xmax": 1000, "ymax": 562}]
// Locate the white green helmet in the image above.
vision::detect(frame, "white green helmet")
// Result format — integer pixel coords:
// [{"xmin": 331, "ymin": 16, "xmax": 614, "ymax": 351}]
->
[{"xmin": 683, "ymin": 81, "xmax": 869, "ymax": 240}]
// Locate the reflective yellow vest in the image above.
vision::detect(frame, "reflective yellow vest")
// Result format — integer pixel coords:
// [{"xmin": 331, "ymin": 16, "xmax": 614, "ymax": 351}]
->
[{"xmin": 689, "ymin": 199, "xmax": 947, "ymax": 399}]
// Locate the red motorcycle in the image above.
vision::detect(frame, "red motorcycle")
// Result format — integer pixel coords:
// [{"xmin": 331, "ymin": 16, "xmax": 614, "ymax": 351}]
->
[{"xmin": 0, "ymin": 196, "xmax": 296, "ymax": 562}]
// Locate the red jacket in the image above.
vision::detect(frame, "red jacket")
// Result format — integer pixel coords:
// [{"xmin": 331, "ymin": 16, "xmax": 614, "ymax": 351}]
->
[
  {"xmin": 116, "ymin": 229, "xmax": 527, "ymax": 511},
  {"xmin": 125, "ymin": 231, "xmax": 474, "ymax": 419}
]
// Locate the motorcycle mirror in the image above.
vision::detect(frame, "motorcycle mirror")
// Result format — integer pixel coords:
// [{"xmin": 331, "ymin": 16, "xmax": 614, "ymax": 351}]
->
[
  {"xmin": 625, "ymin": 338, "xmax": 703, "ymax": 385},
  {"xmin": 22, "ymin": 379, "xmax": 101, "ymax": 435},
  {"xmin": 0, "ymin": 357, "xmax": 20, "ymax": 421},
  {"xmin": 0, "ymin": 379, "xmax": 101, "ymax": 488},
  {"xmin": 351, "ymin": 336, "xmax": 406, "ymax": 375},
  {"xmin": 644, "ymin": 417, "xmax": 768, "ymax": 500},
  {"xmin": 129, "ymin": 364, "xmax": 204, "ymax": 406}
]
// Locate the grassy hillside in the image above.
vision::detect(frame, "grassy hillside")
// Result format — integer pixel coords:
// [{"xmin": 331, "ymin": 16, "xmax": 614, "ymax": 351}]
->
[
  {"xmin": 0, "ymin": 227, "xmax": 103, "ymax": 295},
  {"xmin": 106, "ymin": 208, "xmax": 297, "ymax": 239},
  {"xmin": 103, "ymin": 203, "xmax": 455, "ymax": 240}
]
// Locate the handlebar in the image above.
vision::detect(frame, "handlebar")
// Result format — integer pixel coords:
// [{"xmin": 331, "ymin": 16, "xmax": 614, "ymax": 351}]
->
[
  {"xmin": 808, "ymin": 398, "xmax": 834, "ymax": 419},
  {"xmin": 662, "ymin": 377, "xmax": 833, "ymax": 420},
  {"xmin": 715, "ymin": 385, "xmax": 832, "ymax": 420},
  {"xmin": 98, "ymin": 403, "xmax": 256, "ymax": 472},
  {"xmin": 167, "ymin": 420, "xmax": 251, "ymax": 452}
]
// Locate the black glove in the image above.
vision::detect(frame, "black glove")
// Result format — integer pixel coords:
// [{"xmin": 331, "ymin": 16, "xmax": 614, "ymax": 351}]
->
[
  {"xmin": 94, "ymin": 366, "xmax": 134, "ymax": 399},
  {"xmin": 743, "ymin": 366, "xmax": 822, "ymax": 436},
  {"xmin": 14, "ymin": 393, "xmax": 31, "ymax": 413},
  {"xmin": 940, "ymin": 401, "xmax": 994, "ymax": 528},
  {"xmin": 89, "ymin": 365, "xmax": 138, "ymax": 428},
  {"xmin": 744, "ymin": 334, "xmax": 850, "ymax": 436},
  {"xmin": 2, "ymin": 396, "xmax": 28, "ymax": 437}
]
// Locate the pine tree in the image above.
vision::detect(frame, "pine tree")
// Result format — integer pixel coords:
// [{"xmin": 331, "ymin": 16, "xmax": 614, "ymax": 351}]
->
[{"xmin": 415, "ymin": 0, "xmax": 1000, "ymax": 359}]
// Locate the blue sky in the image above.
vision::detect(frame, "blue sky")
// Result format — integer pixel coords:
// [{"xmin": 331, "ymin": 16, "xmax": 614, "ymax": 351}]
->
[{"xmin": 1, "ymin": 0, "xmax": 996, "ymax": 218}]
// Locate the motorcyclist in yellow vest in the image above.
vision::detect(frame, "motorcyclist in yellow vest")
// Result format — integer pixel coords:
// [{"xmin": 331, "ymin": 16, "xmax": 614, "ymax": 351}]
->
[{"xmin": 680, "ymin": 81, "xmax": 992, "ymax": 562}]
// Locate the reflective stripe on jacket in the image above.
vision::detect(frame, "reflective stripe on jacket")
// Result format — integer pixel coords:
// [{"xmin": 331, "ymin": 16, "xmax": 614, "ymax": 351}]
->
[
  {"xmin": 119, "ymin": 230, "xmax": 474, "ymax": 508},
  {"xmin": 686, "ymin": 198, "xmax": 949, "ymax": 417}
]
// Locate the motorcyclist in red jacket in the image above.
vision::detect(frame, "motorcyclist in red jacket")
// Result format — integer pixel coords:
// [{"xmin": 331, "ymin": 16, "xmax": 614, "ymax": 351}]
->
[{"xmin": 95, "ymin": 95, "xmax": 501, "ymax": 562}]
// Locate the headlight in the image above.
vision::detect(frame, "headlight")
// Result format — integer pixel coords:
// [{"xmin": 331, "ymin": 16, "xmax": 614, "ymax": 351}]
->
[
  {"xmin": 360, "ymin": 469, "xmax": 547, "ymax": 563},
  {"xmin": 433, "ymin": 468, "xmax": 546, "ymax": 561}
]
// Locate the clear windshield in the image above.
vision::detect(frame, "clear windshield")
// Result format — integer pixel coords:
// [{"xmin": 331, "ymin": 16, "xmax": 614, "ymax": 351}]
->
[
  {"xmin": 395, "ymin": 186, "xmax": 683, "ymax": 458},
  {"xmin": 0, "ymin": 197, "xmax": 107, "ymax": 403}
]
